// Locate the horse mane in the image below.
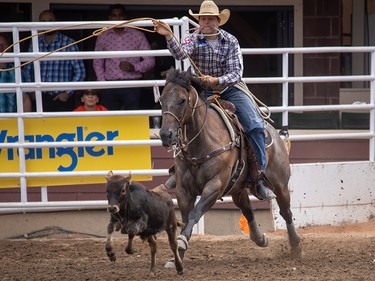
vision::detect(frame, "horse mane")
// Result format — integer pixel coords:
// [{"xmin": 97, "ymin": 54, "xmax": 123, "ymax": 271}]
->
[
  {"xmin": 165, "ymin": 68, "xmax": 191, "ymax": 92},
  {"xmin": 165, "ymin": 67, "xmax": 206, "ymax": 100}
]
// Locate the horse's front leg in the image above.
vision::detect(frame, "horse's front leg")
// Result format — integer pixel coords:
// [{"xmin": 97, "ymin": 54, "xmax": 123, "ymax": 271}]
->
[
  {"xmin": 232, "ymin": 189, "xmax": 268, "ymax": 247},
  {"xmin": 177, "ymin": 181, "xmax": 221, "ymax": 260}
]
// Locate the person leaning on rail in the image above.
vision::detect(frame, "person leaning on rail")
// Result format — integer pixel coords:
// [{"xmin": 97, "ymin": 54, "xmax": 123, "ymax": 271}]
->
[
  {"xmin": 153, "ymin": 0, "xmax": 276, "ymax": 200},
  {"xmin": 74, "ymin": 89, "xmax": 108, "ymax": 111},
  {"xmin": 0, "ymin": 33, "xmax": 16, "ymax": 113},
  {"xmin": 23, "ymin": 10, "xmax": 86, "ymax": 112},
  {"xmin": 93, "ymin": 4, "xmax": 155, "ymax": 111}
]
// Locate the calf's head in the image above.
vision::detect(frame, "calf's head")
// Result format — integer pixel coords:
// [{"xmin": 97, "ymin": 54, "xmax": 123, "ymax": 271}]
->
[{"xmin": 105, "ymin": 171, "xmax": 131, "ymax": 214}]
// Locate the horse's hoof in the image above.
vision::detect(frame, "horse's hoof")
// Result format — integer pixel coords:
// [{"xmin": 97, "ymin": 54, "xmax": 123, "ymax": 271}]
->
[
  {"xmin": 178, "ymin": 268, "xmax": 185, "ymax": 275},
  {"xmin": 291, "ymin": 246, "xmax": 305, "ymax": 261},
  {"xmin": 164, "ymin": 259, "xmax": 176, "ymax": 269},
  {"xmin": 107, "ymin": 253, "xmax": 116, "ymax": 262},
  {"xmin": 250, "ymin": 233, "xmax": 268, "ymax": 247},
  {"xmin": 125, "ymin": 248, "xmax": 134, "ymax": 255},
  {"xmin": 258, "ymin": 235, "xmax": 268, "ymax": 247}
]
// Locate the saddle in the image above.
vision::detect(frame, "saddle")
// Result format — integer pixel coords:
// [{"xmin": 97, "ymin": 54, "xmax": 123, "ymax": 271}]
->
[
  {"xmin": 208, "ymin": 98, "xmax": 259, "ymax": 197},
  {"xmin": 209, "ymin": 97, "xmax": 279, "ymax": 200}
]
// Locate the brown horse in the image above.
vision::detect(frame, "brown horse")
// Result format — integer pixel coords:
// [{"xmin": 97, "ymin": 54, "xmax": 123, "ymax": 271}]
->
[{"xmin": 159, "ymin": 68, "xmax": 303, "ymax": 262}]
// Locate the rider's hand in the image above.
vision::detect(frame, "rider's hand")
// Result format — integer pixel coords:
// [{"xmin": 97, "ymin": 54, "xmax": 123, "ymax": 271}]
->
[
  {"xmin": 201, "ymin": 75, "xmax": 219, "ymax": 89},
  {"xmin": 152, "ymin": 20, "xmax": 173, "ymax": 40}
]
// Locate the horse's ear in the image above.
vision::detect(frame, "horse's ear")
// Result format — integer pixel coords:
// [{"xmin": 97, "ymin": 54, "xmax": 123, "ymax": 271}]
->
[
  {"xmin": 180, "ymin": 67, "xmax": 192, "ymax": 83},
  {"xmin": 186, "ymin": 66, "xmax": 193, "ymax": 78},
  {"xmin": 165, "ymin": 67, "xmax": 175, "ymax": 83}
]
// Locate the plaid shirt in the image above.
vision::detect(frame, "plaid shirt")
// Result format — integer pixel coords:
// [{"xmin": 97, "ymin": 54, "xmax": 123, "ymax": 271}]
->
[
  {"xmin": 167, "ymin": 29, "xmax": 243, "ymax": 87},
  {"xmin": 23, "ymin": 32, "xmax": 85, "ymax": 91}
]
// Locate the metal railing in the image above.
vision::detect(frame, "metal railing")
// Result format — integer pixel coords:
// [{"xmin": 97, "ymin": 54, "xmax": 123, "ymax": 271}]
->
[{"xmin": 0, "ymin": 17, "xmax": 374, "ymax": 212}]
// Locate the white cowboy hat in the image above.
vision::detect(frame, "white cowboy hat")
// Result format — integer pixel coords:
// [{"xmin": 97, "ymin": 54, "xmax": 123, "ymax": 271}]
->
[{"xmin": 188, "ymin": 0, "xmax": 230, "ymax": 26}]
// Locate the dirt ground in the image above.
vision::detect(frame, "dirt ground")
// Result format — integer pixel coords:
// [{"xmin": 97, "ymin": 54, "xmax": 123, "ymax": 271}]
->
[{"xmin": 1, "ymin": 219, "xmax": 374, "ymax": 281}]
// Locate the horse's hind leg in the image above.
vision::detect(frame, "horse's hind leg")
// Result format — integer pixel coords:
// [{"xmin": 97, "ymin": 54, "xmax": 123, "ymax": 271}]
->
[
  {"xmin": 232, "ymin": 189, "xmax": 268, "ymax": 247},
  {"xmin": 275, "ymin": 187, "xmax": 304, "ymax": 260}
]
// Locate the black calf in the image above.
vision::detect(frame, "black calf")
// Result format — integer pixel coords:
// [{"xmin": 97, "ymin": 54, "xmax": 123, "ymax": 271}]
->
[{"xmin": 105, "ymin": 171, "xmax": 184, "ymax": 276}]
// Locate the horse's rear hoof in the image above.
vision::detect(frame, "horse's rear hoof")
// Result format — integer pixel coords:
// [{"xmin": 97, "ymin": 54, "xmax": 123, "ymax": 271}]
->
[
  {"xmin": 250, "ymin": 233, "xmax": 268, "ymax": 247},
  {"xmin": 291, "ymin": 246, "xmax": 304, "ymax": 261},
  {"xmin": 107, "ymin": 253, "xmax": 116, "ymax": 262},
  {"xmin": 258, "ymin": 235, "xmax": 268, "ymax": 247}
]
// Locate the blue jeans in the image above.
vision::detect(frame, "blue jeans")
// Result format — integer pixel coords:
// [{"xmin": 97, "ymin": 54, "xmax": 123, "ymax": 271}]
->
[
  {"xmin": 101, "ymin": 87, "xmax": 142, "ymax": 110},
  {"xmin": 207, "ymin": 86, "xmax": 266, "ymax": 171}
]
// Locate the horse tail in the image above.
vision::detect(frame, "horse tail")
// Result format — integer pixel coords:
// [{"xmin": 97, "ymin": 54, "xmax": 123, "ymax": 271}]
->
[{"xmin": 278, "ymin": 125, "xmax": 291, "ymax": 155}]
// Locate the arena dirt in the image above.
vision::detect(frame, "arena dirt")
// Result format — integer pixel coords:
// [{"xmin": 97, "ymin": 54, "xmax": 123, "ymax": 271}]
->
[{"xmin": 0, "ymin": 219, "xmax": 374, "ymax": 281}]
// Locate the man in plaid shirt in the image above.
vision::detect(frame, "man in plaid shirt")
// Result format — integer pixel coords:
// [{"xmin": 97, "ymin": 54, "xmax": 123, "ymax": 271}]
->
[
  {"xmin": 153, "ymin": 0, "xmax": 276, "ymax": 200},
  {"xmin": 23, "ymin": 10, "xmax": 86, "ymax": 112}
]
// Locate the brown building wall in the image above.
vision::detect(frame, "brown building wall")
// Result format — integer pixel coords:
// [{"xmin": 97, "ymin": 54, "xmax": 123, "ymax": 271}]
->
[{"xmin": 303, "ymin": 0, "xmax": 342, "ymax": 105}]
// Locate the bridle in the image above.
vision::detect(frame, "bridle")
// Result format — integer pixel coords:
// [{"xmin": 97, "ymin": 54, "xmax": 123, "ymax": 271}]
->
[{"xmin": 162, "ymin": 84, "xmax": 208, "ymax": 155}]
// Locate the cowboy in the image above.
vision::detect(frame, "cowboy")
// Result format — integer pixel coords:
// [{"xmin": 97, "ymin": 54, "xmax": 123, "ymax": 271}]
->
[{"xmin": 153, "ymin": 0, "xmax": 276, "ymax": 200}]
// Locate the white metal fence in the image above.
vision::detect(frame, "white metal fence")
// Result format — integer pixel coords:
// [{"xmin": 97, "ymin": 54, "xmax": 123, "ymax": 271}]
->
[{"xmin": 0, "ymin": 17, "xmax": 374, "ymax": 214}]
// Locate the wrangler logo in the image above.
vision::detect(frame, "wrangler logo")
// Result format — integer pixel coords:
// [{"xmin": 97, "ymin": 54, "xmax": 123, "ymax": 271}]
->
[{"xmin": 0, "ymin": 126, "xmax": 119, "ymax": 172}]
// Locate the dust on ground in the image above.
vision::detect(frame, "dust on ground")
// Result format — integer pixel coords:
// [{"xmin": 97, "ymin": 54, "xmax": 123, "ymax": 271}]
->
[{"xmin": 1, "ymin": 219, "xmax": 374, "ymax": 281}]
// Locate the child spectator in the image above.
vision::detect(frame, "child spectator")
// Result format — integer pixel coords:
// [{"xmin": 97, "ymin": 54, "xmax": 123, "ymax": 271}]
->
[{"xmin": 74, "ymin": 89, "xmax": 107, "ymax": 111}]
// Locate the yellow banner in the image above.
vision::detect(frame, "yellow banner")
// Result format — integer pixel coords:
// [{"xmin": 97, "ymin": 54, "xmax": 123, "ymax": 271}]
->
[{"xmin": 0, "ymin": 116, "xmax": 151, "ymax": 188}]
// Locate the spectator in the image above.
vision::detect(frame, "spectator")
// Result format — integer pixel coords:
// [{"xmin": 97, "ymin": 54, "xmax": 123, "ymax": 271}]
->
[
  {"xmin": 74, "ymin": 89, "xmax": 108, "ymax": 111},
  {"xmin": 93, "ymin": 4, "xmax": 155, "ymax": 110},
  {"xmin": 23, "ymin": 10, "xmax": 86, "ymax": 112},
  {"xmin": 0, "ymin": 33, "xmax": 16, "ymax": 113}
]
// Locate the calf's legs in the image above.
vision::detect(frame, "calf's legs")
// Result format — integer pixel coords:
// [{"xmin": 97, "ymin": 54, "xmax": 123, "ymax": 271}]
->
[{"xmin": 105, "ymin": 221, "xmax": 117, "ymax": 262}]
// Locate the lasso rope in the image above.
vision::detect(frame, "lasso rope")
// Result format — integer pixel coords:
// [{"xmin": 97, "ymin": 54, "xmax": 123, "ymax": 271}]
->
[
  {"xmin": 0, "ymin": 17, "xmax": 270, "ymax": 119},
  {"xmin": 0, "ymin": 17, "xmax": 204, "ymax": 75}
]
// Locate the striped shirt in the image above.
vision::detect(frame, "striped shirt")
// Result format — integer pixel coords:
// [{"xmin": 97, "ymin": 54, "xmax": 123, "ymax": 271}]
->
[
  {"xmin": 167, "ymin": 29, "xmax": 243, "ymax": 88},
  {"xmin": 23, "ymin": 32, "xmax": 86, "ymax": 89}
]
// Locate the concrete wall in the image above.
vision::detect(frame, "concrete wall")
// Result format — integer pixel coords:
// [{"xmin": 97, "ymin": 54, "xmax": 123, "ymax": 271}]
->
[
  {"xmin": 0, "ymin": 208, "xmax": 273, "ymax": 239},
  {"xmin": 1, "ymin": 161, "xmax": 374, "ymax": 239},
  {"xmin": 273, "ymin": 161, "xmax": 375, "ymax": 229}
]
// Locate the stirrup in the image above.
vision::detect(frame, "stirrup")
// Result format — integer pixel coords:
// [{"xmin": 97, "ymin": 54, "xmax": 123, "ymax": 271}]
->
[{"xmin": 257, "ymin": 179, "xmax": 276, "ymax": 200}]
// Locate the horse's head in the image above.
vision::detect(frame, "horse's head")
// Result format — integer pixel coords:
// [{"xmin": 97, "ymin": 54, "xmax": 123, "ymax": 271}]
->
[{"xmin": 159, "ymin": 67, "xmax": 199, "ymax": 148}]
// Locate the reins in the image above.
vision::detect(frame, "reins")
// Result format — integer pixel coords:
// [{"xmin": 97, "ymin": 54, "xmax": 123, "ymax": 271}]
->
[{"xmin": 162, "ymin": 85, "xmax": 208, "ymax": 151}]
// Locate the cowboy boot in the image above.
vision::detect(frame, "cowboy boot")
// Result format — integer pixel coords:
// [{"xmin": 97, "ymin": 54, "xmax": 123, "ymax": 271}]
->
[{"xmin": 256, "ymin": 176, "xmax": 276, "ymax": 200}]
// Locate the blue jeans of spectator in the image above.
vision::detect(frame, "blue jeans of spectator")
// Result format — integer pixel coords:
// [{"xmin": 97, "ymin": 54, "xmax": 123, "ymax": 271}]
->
[
  {"xmin": 0, "ymin": 93, "xmax": 16, "ymax": 112},
  {"xmin": 208, "ymin": 86, "xmax": 266, "ymax": 171},
  {"xmin": 101, "ymin": 87, "xmax": 142, "ymax": 110}
]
